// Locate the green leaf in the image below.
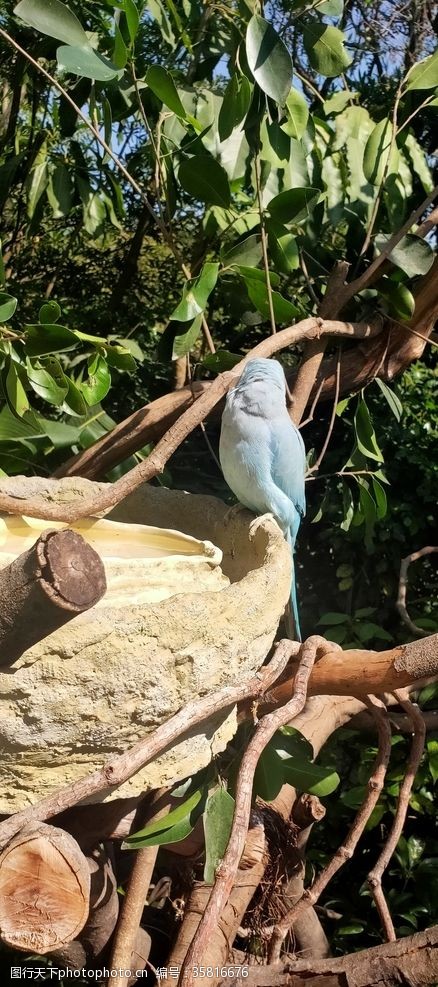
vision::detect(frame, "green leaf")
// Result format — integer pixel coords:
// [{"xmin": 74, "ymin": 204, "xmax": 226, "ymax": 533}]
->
[
  {"xmin": 267, "ymin": 186, "xmax": 320, "ymax": 224},
  {"xmin": 26, "ymin": 357, "xmax": 68, "ymax": 405},
  {"xmin": 113, "ymin": 22, "xmax": 128, "ymax": 69},
  {"xmin": 371, "ymin": 476, "xmax": 387, "ymax": 519},
  {"xmin": 405, "ymin": 49, "xmax": 438, "ymax": 91},
  {"xmin": 267, "ymin": 221, "xmax": 299, "ymax": 273},
  {"xmin": 5, "ymin": 361, "xmax": 29, "ymax": 418},
  {"xmin": 254, "ymin": 744, "xmax": 285, "ymax": 801},
  {"xmin": 62, "ymin": 375, "xmax": 87, "ymax": 416},
  {"xmin": 203, "ymin": 788, "xmax": 235, "ymax": 883},
  {"xmin": 124, "ymin": 0, "xmax": 139, "ymax": 42},
  {"xmin": 39, "ymin": 300, "xmax": 61, "ymax": 324},
  {"xmin": 282, "ymin": 759, "xmax": 340, "ymax": 796},
  {"xmin": 124, "ymin": 788, "xmax": 206, "ymax": 847},
  {"xmin": 218, "ymin": 75, "xmax": 252, "ymax": 141},
  {"xmin": 57, "ymin": 45, "xmax": 121, "ymax": 82},
  {"xmin": 47, "ymin": 162, "xmax": 72, "ymax": 218},
  {"xmin": 375, "ymin": 233, "xmax": 434, "ymax": 278},
  {"xmin": 80, "ymin": 353, "xmax": 111, "ymax": 404},
  {"xmin": 245, "ymin": 280, "xmax": 300, "ymax": 322},
  {"xmin": 170, "ymin": 263, "xmax": 219, "ymax": 322},
  {"xmin": 354, "ymin": 397, "xmax": 383, "ymax": 462},
  {"xmin": 356, "ymin": 477, "xmax": 377, "ymax": 544},
  {"xmin": 303, "ymin": 23, "xmax": 351, "ymax": 78},
  {"xmin": 340, "ymin": 482, "xmax": 354, "ymax": 532},
  {"xmin": 221, "ymin": 233, "xmax": 262, "ymax": 267},
  {"xmin": 105, "ymin": 344, "xmax": 137, "ymax": 372},
  {"xmin": 171, "ymin": 314, "xmax": 203, "ymax": 358},
  {"xmin": 203, "ymin": 350, "xmax": 241, "ymax": 372},
  {"xmin": 0, "ymin": 293, "xmax": 18, "ymax": 322},
  {"xmin": 179, "ymin": 157, "xmax": 230, "ymax": 208},
  {"xmin": 379, "ymin": 280, "xmax": 415, "ymax": 322},
  {"xmin": 0, "ymin": 240, "xmax": 5, "ymax": 287},
  {"xmin": 324, "ymin": 90, "xmax": 358, "ymax": 115},
  {"xmin": 27, "ymin": 154, "xmax": 48, "ymax": 219},
  {"xmin": 246, "ymin": 15, "xmax": 293, "ymax": 105},
  {"xmin": 375, "ymin": 378, "xmax": 403, "ymax": 421},
  {"xmin": 317, "ymin": 0, "xmax": 344, "ymax": 13},
  {"xmin": 14, "ymin": 0, "xmax": 89, "ymax": 46},
  {"xmin": 363, "ymin": 118, "xmax": 399, "ymax": 186},
  {"xmin": 404, "ymin": 134, "xmax": 434, "ymax": 192},
  {"xmin": 281, "ymin": 88, "xmax": 309, "ymax": 140},
  {"xmin": 25, "ymin": 322, "xmax": 78, "ymax": 356},
  {"xmin": 146, "ymin": 65, "xmax": 187, "ymax": 118},
  {"xmin": 317, "ymin": 612, "xmax": 348, "ymax": 626}
]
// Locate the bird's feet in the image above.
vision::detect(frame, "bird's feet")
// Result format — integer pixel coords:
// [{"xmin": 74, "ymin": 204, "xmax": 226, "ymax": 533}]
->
[{"xmin": 248, "ymin": 512, "xmax": 277, "ymax": 537}]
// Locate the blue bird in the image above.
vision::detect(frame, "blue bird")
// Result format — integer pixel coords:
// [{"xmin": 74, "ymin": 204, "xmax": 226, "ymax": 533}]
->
[{"xmin": 219, "ymin": 358, "xmax": 306, "ymax": 641}]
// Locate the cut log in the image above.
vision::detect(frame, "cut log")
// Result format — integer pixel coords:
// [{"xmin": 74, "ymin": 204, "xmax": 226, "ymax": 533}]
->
[
  {"xmin": 0, "ymin": 822, "xmax": 90, "ymax": 952},
  {"xmin": 0, "ymin": 528, "xmax": 106, "ymax": 664}
]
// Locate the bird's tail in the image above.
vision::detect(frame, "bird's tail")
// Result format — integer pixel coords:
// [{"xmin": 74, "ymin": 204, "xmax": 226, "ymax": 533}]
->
[{"xmin": 285, "ymin": 528, "xmax": 302, "ymax": 642}]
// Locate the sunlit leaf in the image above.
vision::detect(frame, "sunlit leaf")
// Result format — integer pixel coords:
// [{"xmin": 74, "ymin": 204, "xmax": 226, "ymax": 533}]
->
[
  {"xmin": 14, "ymin": 0, "xmax": 89, "ymax": 46},
  {"xmin": 57, "ymin": 45, "xmax": 121, "ymax": 82},
  {"xmin": 405, "ymin": 49, "xmax": 438, "ymax": 90},
  {"xmin": 303, "ymin": 23, "xmax": 351, "ymax": 77},
  {"xmin": 246, "ymin": 15, "xmax": 293, "ymax": 105},
  {"xmin": 146, "ymin": 65, "xmax": 187, "ymax": 118},
  {"xmin": 203, "ymin": 788, "xmax": 235, "ymax": 883},
  {"xmin": 281, "ymin": 87, "xmax": 309, "ymax": 140},
  {"xmin": 375, "ymin": 233, "xmax": 434, "ymax": 277},
  {"xmin": 0, "ymin": 293, "xmax": 18, "ymax": 322},
  {"xmin": 170, "ymin": 263, "xmax": 219, "ymax": 321}
]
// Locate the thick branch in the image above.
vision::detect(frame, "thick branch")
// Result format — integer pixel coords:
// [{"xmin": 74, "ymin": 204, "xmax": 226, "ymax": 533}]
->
[
  {"xmin": 243, "ymin": 924, "xmax": 438, "ymax": 987},
  {"xmin": 57, "ymin": 249, "xmax": 437, "ymax": 485},
  {"xmin": 0, "ymin": 317, "xmax": 382, "ymax": 520},
  {"xmin": 0, "ymin": 529, "xmax": 106, "ymax": 664}
]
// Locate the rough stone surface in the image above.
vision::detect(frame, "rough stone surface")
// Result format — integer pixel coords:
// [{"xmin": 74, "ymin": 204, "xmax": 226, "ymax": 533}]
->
[{"xmin": 0, "ymin": 478, "xmax": 291, "ymax": 812}]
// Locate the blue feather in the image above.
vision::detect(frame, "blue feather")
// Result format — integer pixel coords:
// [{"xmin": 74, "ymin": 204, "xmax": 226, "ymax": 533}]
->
[{"xmin": 220, "ymin": 358, "xmax": 306, "ymax": 641}]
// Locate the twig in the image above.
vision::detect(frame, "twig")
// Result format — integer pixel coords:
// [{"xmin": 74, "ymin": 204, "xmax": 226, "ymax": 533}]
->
[
  {"xmin": 300, "ymin": 250, "xmax": 320, "ymax": 308},
  {"xmin": 396, "ymin": 546, "xmax": 438, "ymax": 637},
  {"xmin": 367, "ymin": 689, "xmax": 426, "ymax": 942},
  {"xmin": 108, "ymin": 795, "xmax": 171, "ymax": 987},
  {"xmin": 291, "ymin": 261, "xmax": 350, "ymax": 426},
  {"xmin": 255, "ymin": 153, "xmax": 276, "ymax": 336},
  {"xmin": 0, "ymin": 316, "xmax": 383, "ymax": 521},
  {"xmin": 268, "ymin": 694, "xmax": 392, "ymax": 961},
  {"xmin": 306, "ymin": 348, "xmax": 341, "ymax": 475},
  {"xmin": 346, "ymin": 183, "xmax": 438, "ymax": 301},
  {"xmin": 298, "ymin": 376, "xmax": 325, "ymax": 428},
  {"xmin": 0, "ymin": 642, "xmax": 294, "ymax": 850},
  {"xmin": 179, "ymin": 636, "xmax": 325, "ymax": 987}
]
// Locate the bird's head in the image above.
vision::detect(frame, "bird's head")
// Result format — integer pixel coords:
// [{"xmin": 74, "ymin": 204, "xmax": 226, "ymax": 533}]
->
[{"xmin": 237, "ymin": 358, "xmax": 286, "ymax": 393}]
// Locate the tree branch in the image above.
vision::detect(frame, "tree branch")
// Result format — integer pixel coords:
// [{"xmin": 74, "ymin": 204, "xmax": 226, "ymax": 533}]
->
[
  {"xmin": 396, "ymin": 546, "xmax": 438, "ymax": 638},
  {"xmin": 243, "ymin": 924, "xmax": 438, "ymax": 986},
  {"xmin": 0, "ymin": 317, "xmax": 382, "ymax": 521},
  {"xmin": 0, "ymin": 529, "xmax": 106, "ymax": 665}
]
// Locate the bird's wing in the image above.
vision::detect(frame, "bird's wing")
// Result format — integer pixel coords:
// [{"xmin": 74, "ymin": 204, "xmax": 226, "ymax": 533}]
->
[{"xmin": 269, "ymin": 415, "xmax": 306, "ymax": 520}]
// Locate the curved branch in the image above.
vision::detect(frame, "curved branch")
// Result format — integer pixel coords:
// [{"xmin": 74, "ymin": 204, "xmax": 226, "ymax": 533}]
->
[
  {"xmin": 396, "ymin": 546, "xmax": 438, "ymax": 638},
  {"xmin": 0, "ymin": 317, "xmax": 382, "ymax": 521}
]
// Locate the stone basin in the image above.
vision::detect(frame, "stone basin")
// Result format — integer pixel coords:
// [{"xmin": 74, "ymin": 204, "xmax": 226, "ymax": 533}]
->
[{"xmin": 0, "ymin": 477, "xmax": 291, "ymax": 813}]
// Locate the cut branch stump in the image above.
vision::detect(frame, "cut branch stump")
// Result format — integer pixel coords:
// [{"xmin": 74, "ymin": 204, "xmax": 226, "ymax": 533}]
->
[{"xmin": 0, "ymin": 528, "xmax": 106, "ymax": 664}]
